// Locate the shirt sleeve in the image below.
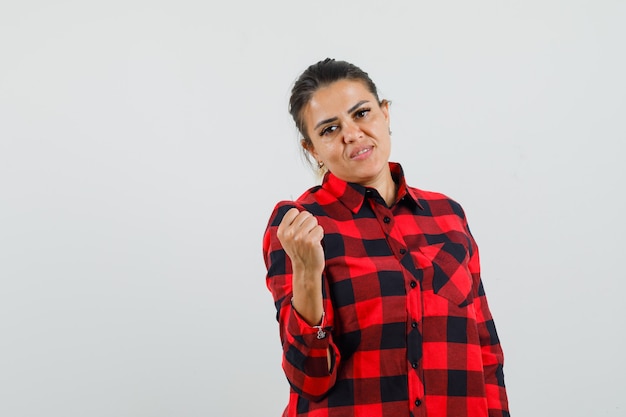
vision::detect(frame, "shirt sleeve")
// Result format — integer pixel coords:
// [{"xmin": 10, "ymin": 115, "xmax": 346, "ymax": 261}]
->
[
  {"xmin": 465, "ymin": 218, "xmax": 511, "ymax": 417},
  {"xmin": 262, "ymin": 201, "xmax": 341, "ymax": 401}
]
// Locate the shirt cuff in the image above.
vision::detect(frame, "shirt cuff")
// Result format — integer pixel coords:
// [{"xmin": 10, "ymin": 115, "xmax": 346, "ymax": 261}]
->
[{"xmin": 287, "ymin": 305, "xmax": 331, "ymax": 348}]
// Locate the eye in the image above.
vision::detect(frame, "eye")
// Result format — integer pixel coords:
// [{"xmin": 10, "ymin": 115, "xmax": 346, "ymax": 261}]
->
[
  {"xmin": 320, "ymin": 125, "xmax": 338, "ymax": 136},
  {"xmin": 354, "ymin": 108, "xmax": 371, "ymax": 119}
]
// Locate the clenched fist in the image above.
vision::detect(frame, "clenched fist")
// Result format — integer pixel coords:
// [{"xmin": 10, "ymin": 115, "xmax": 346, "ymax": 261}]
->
[
  {"xmin": 277, "ymin": 208, "xmax": 325, "ymax": 274},
  {"xmin": 277, "ymin": 207, "xmax": 325, "ymax": 326}
]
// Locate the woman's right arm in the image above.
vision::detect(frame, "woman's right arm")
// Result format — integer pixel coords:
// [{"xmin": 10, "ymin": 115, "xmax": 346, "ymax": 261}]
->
[{"xmin": 263, "ymin": 203, "xmax": 340, "ymax": 401}]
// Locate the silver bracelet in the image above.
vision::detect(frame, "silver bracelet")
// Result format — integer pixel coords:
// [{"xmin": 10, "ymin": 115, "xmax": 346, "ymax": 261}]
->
[
  {"xmin": 291, "ymin": 297, "xmax": 327, "ymax": 339},
  {"xmin": 313, "ymin": 311, "xmax": 327, "ymax": 340}
]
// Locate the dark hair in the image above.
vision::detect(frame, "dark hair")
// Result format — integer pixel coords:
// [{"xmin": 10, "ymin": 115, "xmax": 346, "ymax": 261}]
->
[{"xmin": 289, "ymin": 58, "xmax": 381, "ymax": 146}]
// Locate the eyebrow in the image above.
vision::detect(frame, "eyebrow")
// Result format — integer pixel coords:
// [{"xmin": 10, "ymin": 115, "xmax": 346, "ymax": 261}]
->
[{"xmin": 313, "ymin": 100, "xmax": 371, "ymax": 130}]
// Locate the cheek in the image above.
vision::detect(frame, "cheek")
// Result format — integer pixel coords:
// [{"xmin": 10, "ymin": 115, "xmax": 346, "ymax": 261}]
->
[{"xmin": 322, "ymin": 148, "xmax": 340, "ymax": 163}]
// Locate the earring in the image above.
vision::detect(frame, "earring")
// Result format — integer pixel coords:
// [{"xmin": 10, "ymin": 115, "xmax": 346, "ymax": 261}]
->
[{"xmin": 318, "ymin": 161, "xmax": 325, "ymax": 169}]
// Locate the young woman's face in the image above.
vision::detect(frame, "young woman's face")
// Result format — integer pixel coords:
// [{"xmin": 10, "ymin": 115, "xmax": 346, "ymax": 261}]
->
[{"xmin": 302, "ymin": 79, "xmax": 391, "ymax": 187}]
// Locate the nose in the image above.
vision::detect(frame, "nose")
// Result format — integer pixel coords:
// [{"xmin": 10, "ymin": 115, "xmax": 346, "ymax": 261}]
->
[{"xmin": 342, "ymin": 120, "xmax": 363, "ymax": 143}]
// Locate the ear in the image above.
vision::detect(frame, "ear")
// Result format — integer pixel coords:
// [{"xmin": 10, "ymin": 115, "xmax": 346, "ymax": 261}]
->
[
  {"xmin": 380, "ymin": 99, "xmax": 391, "ymax": 123},
  {"xmin": 301, "ymin": 138, "xmax": 319, "ymax": 161}
]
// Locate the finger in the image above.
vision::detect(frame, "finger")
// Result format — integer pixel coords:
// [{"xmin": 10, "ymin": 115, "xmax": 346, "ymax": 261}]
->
[
  {"xmin": 293, "ymin": 211, "xmax": 317, "ymax": 231},
  {"xmin": 283, "ymin": 207, "xmax": 301, "ymax": 225},
  {"xmin": 293, "ymin": 220, "xmax": 324, "ymax": 247},
  {"xmin": 309, "ymin": 224, "xmax": 324, "ymax": 242},
  {"xmin": 277, "ymin": 208, "xmax": 301, "ymax": 234}
]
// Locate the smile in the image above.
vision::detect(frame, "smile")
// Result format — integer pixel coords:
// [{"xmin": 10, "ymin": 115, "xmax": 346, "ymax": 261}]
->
[{"xmin": 350, "ymin": 147, "xmax": 372, "ymax": 159}]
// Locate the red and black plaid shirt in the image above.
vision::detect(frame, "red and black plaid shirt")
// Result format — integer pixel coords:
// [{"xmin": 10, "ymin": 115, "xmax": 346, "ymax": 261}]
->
[{"xmin": 263, "ymin": 163, "xmax": 509, "ymax": 417}]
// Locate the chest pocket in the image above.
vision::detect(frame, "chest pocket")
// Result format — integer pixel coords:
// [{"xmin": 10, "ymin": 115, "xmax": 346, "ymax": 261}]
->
[{"xmin": 418, "ymin": 241, "xmax": 473, "ymax": 307}]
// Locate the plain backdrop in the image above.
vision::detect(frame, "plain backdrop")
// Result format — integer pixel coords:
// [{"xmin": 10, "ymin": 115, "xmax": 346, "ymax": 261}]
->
[{"xmin": 1, "ymin": 1, "xmax": 624, "ymax": 416}]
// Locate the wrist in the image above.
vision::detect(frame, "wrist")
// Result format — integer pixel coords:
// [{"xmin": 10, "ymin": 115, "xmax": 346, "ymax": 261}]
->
[{"xmin": 290, "ymin": 293, "xmax": 324, "ymax": 326}]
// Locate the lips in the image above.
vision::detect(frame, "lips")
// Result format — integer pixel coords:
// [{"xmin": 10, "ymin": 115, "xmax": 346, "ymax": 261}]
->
[{"xmin": 350, "ymin": 146, "xmax": 373, "ymax": 159}]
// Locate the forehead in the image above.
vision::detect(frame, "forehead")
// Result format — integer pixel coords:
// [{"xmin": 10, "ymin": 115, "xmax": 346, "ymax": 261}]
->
[{"xmin": 304, "ymin": 79, "xmax": 375, "ymax": 121}]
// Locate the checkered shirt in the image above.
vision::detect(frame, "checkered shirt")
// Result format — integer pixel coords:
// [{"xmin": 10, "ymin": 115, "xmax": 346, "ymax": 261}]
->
[{"xmin": 263, "ymin": 163, "xmax": 509, "ymax": 417}]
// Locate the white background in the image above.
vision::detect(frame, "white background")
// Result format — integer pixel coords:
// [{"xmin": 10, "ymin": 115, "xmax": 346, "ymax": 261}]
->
[{"xmin": 1, "ymin": 1, "xmax": 624, "ymax": 416}]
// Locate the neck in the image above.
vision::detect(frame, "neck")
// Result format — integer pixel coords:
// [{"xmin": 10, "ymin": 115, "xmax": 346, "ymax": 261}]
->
[
  {"xmin": 380, "ymin": 178, "xmax": 398, "ymax": 207},
  {"xmin": 364, "ymin": 165, "xmax": 396, "ymax": 207}
]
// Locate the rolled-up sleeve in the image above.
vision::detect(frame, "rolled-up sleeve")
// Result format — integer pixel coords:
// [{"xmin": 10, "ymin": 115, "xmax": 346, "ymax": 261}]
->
[{"xmin": 263, "ymin": 202, "xmax": 341, "ymax": 401}]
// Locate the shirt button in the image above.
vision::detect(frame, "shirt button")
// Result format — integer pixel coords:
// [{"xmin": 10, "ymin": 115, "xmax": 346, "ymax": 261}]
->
[
  {"xmin": 411, "ymin": 321, "xmax": 417, "ymax": 328},
  {"xmin": 410, "ymin": 281, "xmax": 417, "ymax": 288},
  {"xmin": 383, "ymin": 216, "xmax": 390, "ymax": 224},
  {"xmin": 415, "ymin": 399, "xmax": 422, "ymax": 407},
  {"xmin": 399, "ymin": 248, "xmax": 406, "ymax": 255},
  {"xmin": 412, "ymin": 362, "xmax": 418, "ymax": 369}
]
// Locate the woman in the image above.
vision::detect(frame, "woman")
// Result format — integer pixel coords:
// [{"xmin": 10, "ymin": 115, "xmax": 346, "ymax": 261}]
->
[{"xmin": 263, "ymin": 58, "xmax": 510, "ymax": 417}]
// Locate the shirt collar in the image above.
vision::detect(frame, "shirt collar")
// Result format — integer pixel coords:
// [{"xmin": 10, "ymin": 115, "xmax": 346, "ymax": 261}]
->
[{"xmin": 320, "ymin": 162, "xmax": 423, "ymax": 214}]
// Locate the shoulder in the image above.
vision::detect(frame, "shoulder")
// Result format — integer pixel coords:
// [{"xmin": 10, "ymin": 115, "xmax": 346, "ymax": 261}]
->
[{"xmin": 265, "ymin": 185, "xmax": 324, "ymax": 227}]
